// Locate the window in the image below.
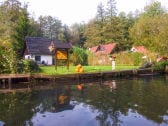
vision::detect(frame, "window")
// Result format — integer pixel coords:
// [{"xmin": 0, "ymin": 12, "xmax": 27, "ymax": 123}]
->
[{"xmin": 35, "ymin": 56, "xmax": 41, "ymax": 62}]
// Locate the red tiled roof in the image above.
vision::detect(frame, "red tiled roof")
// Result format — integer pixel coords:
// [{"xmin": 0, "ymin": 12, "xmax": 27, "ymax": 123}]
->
[
  {"xmin": 90, "ymin": 43, "xmax": 117, "ymax": 55},
  {"xmin": 157, "ymin": 57, "xmax": 168, "ymax": 62},
  {"xmin": 132, "ymin": 46, "xmax": 148, "ymax": 54},
  {"xmin": 90, "ymin": 46, "xmax": 99, "ymax": 53}
]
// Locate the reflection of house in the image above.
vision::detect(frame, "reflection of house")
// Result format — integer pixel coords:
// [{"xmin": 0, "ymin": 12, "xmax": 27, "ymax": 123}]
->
[
  {"xmin": 23, "ymin": 37, "xmax": 72, "ymax": 65},
  {"xmin": 90, "ymin": 43, "xmax": 118, "ymax": 55},
  {"xmin": 130, "ymin": 46, "xmax": 148, "ymax": 54}
]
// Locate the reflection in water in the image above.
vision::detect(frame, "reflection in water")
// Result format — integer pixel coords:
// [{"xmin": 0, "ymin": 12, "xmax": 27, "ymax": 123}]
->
[
  {"xmin": 0, "ymin": 75, "xmax": 168, "ymax": 126},
  {"xmin": 102, "ymin": 80, "xmax": 117, "ymax": 92},
  {"xmin": 0, "ymin": 121, "xmax": 5, "ymax": 126},
  {"xmin": 77, "ymin": 84, "xmax": 84, "ymax": 91},
  {"xmin": 51, "ymin": 86, "xmax": 74, "ymax": 112}
]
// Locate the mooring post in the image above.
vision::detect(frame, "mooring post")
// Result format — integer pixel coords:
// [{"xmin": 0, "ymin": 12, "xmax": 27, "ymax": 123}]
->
[
  {"xmin": 2, "ymin": 79, "xmax": 6, "ymax": 88},
  {"xmin": 165, "ymin": 65, "xmax": 168, "ymax": 74},
  {"xmin": 8, "ymin": 78, "xmax": 11, "ymax": 90}
]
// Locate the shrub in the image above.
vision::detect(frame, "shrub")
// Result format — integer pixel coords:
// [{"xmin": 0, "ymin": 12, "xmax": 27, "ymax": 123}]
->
[
  {"xmin": 0, "ymin": 47, "xmax": 18, "ymax": 74},
  {"xmin": 153, "ymin": 61, "xmax": 168, "ymax": 70},
  {"xmin": 18, "ymin": 59, "xmax": 40, "ymax": 73},
  {"xmin": 69, "ymin": 47, "xmax": 88, "ymax": 65},
  {"xmin": 115, "ymin": 52, "xmax": 143, "ymax": 66}
]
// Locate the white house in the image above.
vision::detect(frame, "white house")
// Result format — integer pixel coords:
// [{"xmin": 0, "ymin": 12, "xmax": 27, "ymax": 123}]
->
[{"xmin": 23, "ymin": 37, "xmax": 72, "ymax": 65}]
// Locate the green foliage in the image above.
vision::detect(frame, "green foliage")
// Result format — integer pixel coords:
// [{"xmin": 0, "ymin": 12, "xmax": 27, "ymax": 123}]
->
[
  {"xmin": 0, "ymin": 46, "xmax": 18, "ymax": 74},
  {"xmin": 38, "ymin": 15, "xmax": 63, "ymax": 40},
  {"xmin": 153, "ymin": 61, "xmax": 168, "ymax": 70},
  {"xmin": 0, "ymin": 0, "xmax": 21, "ymax": 41},
  {"xmin": 143, "ymin": 1, "xmax": 165, "ymax": 17},
  {"xmin": 12, "ymin": 6, "xmax": 30, "ymax": 58},
  {"xmin": 84, "ymin": 6, "xmax": 134, "ymax": 50},
  {"xmin": 17, "ymin": 59, "xmax": 40, "ymax": 73},
  {"xmin": 69, "ymin": 47, "xmax": 88, "ymax": 65},
  {"xmin": 130, "ymin": 14, "xmax": 168, "ymax": 55},
  {"xmin": 132, "ymin": 52, "xmax": 144, "ymax": 66},
  {"xmin": 129, "ymin": 1, "xmax": 168, "ymax": 55},
  {"xmin": 115, "ymin": 52, "xmax": 143, "ymax": 66},
  {"xmin": 38, "ymin": 65, "xmax": 138, "ymax": 75}
]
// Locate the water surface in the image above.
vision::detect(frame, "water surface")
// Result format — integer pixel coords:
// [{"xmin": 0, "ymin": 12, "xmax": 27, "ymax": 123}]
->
[{"xmin": 0, "ymin": 75, "xmax": 168, "ymax": 126}]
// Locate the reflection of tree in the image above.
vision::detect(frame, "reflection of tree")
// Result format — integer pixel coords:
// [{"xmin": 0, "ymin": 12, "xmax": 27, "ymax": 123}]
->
[
  {"xmin": 0, "ymin": 92, "xmax": 35, "ymax": 126},
  {"xmin": 0, "ymin": 76, "xmax": 168, "ymax": 125},
  {"xmin": 31, "ymin": 85, "xmax": 72, "ymax": 113},
  {"xmin": 91, "ymin": 83, "xmax": 131, "ymax": 126},
  {"xmin": 51, "ymin": 85, "xmax": 72, "ymax": 112},
  {"xmin": 74, "ymin": 83, "xmax": 128, "ymax": 126},
  {"xmin": 131, "ymin": 77, "xmax": 168, "ymax": 124},
  {"xmin": 72, "ymin": 76, "xmax": 168, "ymax": 126},
  {"xmin": 0, "ymin": 85, "xmax": 72, "ymax": 126}
]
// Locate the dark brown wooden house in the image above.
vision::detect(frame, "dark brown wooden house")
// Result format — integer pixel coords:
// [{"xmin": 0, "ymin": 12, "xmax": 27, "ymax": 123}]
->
[{"xmin": 23, "ymin": 37, "xmax": 72, "ymax": 65}]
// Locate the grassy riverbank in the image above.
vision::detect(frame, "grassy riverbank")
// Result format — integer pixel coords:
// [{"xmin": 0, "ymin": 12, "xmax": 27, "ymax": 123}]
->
[{"xmin": 37, "ymin": 65, "xmax": 139, "ymax": 75}]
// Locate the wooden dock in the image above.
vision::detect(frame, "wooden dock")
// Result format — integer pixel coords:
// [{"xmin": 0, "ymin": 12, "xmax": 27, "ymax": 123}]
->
[
  {"xmin": 0, "ymin": 68, "xmax": 165, "ymax": 91},
  {"xmin": 0, "ymin": 74, "xmax": 31, "ymax": 90}
]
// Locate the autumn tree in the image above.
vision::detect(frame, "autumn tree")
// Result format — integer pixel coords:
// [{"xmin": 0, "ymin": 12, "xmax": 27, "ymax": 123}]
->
[
  {"xmin": 129, "ymin": 1, "xmax": 168, "ymax": 55},
  {"xmin": 0, "ymin": 0, "xmax": 21, "ymax": 45},
  {"xmin": 0, "ymin": 0, "xmax": 33, "ymax": 72},
  {"xmin": 84, "ymin": 19, "xmax": 103, "ymax": 47}
]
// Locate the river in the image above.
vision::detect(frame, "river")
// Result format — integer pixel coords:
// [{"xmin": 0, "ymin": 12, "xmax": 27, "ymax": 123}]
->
[{"xmin": 0, "ymin": 75, "xmax": 168, "ymax": 126}]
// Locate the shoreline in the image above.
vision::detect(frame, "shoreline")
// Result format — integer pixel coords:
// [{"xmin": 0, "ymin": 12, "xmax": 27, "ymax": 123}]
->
[{"xmin": 0, "ymin": 68, "xmax": 166, "ymax": 92}]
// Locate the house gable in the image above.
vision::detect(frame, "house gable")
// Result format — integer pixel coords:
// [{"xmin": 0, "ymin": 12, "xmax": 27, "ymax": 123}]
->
[
  {"xmin": 90, "ymin": 43, "xmax": 117, "ymax": 55},
  {"xmin": 131, "ymin": 46, "xmax": 148, "ymax": 54}
]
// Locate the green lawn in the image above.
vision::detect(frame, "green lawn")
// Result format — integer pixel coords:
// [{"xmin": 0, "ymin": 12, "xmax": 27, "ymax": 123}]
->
[{"xmin": 37, "ymin": 65, "xmax": 139, "ymax": 75}]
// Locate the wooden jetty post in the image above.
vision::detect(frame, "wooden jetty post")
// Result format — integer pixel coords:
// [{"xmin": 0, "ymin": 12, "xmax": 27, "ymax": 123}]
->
[
  {"xmin": 0, "ymin": 74, "xmax": 31, "ymax": 90},
  {"xmin": 8, "ymin": 78, "xmax": 11, "ymax": 90}
]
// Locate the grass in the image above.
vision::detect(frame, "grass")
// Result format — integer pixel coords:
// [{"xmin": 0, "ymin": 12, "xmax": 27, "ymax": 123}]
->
[{"xmin": 36, "ymin": 65, "xmax": 139, "ymax": 75}]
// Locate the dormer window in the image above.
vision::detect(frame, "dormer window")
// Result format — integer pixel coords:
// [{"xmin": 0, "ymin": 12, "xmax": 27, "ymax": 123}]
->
[{"xmin": 98, "ymin": 46, "xmax": 105, "ymax": 51}]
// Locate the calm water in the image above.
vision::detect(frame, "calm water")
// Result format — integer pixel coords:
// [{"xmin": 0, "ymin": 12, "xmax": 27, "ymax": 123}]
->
[{"xmin": 0, "ymin": 75, "xmax": 168, "ymax": 126}]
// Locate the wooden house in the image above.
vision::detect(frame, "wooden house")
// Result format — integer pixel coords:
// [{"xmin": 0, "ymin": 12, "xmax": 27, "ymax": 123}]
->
[{"xmin": 23, "ymin": 37, "xmax": 72, "ymax": 65}]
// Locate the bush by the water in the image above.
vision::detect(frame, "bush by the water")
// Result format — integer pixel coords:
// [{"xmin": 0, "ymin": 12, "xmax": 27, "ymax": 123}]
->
[
  {"xmin": 153, "ymin": 61, "xmax": 168, "ymax": 70},
  {"xmin": 17, "ymin": 59, "xmax": 40, "ymax": 73}
]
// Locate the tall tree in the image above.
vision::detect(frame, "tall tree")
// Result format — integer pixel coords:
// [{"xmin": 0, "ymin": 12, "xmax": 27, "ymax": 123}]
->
[
  {"xmin": 12, "ymin": 5, "xmax": 30, "ymax": 58},
  {"xmin": 106, "ymin": 0, "xmax": 117, "ymax": 20},
  {"xmin": 96, "ymin": 2, "xmax": 106, "ymax": 44},
  {"xmin": 28, "ymin": 17, "xmax": 43, "ymax": 37},
  {"xmin": 129, "ymin": 2, "xmax": 168, "ymax": 55},
  {"xmin": 83, "ymin": 19, "xmax": 102, "ymax": 47},
  {"xmin": 38, "ymin": 16, "xmax": 62, "ymax": 40},
  {"xmin": 69, "ymin": 23, "xmax": 80, "ymax": 46},
  {"xmin": 0, "ymin": 0, "xmax": 22, "ymax": 72},
  {"xmin": 101, "ymin": 0, "xmax": 118, "ymax": 45},
  {"xmin": 143, "ymin": 1, "xmax": 165, "ymax": 17},
  {"xmin": 62, "ymin": 24, "xmax": 70, "ymax": 42},
  {"xmin": 96, "ymin": 2, "xmax": 105, "ymax": 24},
  {"xmin": 0, "ymin": 0, "xmax": 21, "ymax": 44}
]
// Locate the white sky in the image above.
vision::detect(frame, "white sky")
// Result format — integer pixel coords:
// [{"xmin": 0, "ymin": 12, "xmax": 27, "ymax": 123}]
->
[{"xmin": 10, "ymin": 0, "xmax": 168, "ymax": 25}]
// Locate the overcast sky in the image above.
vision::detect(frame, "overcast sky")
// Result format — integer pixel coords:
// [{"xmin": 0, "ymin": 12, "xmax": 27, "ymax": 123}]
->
[{"xmin": 3, "ymin": 0, "xmax": 168, "ymax": 25}]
